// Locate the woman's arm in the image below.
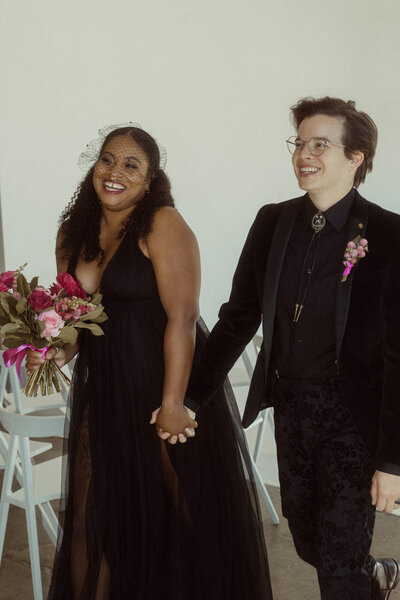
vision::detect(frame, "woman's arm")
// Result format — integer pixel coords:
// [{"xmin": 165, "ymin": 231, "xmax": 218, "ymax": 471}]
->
[{"xmin": 144, "ymin": 207, "xmax": 200, "ymax": 444}]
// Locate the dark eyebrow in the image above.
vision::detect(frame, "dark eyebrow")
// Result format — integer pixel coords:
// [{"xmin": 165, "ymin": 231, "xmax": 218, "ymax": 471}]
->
[
  {"xmin": 100, "ymin": 151, "xmax": 142, "ymax": 164},
  {"xmin": 126, "ymin": 156, "xmax": 142, "ymax": 164},
  {"xmin": 295, "ymin": 136, "xmax": 331, "ymax": 142}
]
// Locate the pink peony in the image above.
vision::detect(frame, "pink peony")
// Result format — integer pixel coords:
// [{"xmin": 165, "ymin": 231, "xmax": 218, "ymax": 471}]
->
[
  {"xmin": 0, "ymin": 271, "xmax": 15, "ymax": 287},
  {"xmin": 37, "ymin": 309, "xmax": 65, "ymax": 338},
  {"xmin": 28, "ymin": 287, "xmax": 53, "ymax": 311},
  {"xmin": 56, "ymin": 272, "xmax": 87, "ymax": 299},
  {"xmin": 347, "ymin": 241, "xmax": 356, "ymax": 248},
  {"xmin": 350, "ymin": 249, "xmax": 358, "ymax": 257},
  {"xmin": 359, "ymin": 238, "xmax": 368, "ymax": 247}
]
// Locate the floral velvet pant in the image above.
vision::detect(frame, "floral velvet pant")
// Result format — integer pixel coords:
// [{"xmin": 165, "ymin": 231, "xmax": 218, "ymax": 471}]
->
[{"xmin": 273, "ymin": 376, "xmax": 376, "ymax": 600}]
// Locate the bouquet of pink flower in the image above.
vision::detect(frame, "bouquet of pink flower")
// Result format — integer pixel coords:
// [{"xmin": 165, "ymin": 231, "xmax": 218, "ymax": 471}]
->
[{"xmin": 0, "ymin": 265, "xmax": 107, "ymax": 396}]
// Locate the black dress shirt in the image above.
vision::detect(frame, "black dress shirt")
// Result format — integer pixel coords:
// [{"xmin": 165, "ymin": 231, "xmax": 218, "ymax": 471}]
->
[{"xmin": 272, "ymin": 189, "xmax": 355, "ymax": 379}]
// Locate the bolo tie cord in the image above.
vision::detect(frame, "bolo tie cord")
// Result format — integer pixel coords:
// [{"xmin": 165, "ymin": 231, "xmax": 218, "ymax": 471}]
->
[{"xmin": 293, "ymin": 231, "xmax": 321, "ymax": 323}]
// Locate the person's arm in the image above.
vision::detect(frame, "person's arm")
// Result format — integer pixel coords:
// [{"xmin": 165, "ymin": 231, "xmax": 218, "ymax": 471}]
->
[
  {"xmin": 146, "ymin": 207, "xmax": 200, "ymax": 444},
  {"xmin": 186, "ymin": 208, "xmax": 266, "ymax": 410},
  {"xmin": 26, "ymin": 228, "xmax": 78, "ymax": 373},
  {"xmin": 372, "ymin": 238, "xmax": 400, "ymax": 512}
]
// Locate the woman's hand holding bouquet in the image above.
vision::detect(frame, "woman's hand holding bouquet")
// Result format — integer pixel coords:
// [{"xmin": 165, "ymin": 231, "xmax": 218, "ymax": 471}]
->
[{"xmin": 0, "ymin": 266, "xmax": 107, "ymax": 396}]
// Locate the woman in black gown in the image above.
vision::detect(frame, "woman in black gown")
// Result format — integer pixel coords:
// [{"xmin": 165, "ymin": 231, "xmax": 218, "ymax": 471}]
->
[{"xmin": 27, "ymin": 126, "xmax": 273, "ymax": 599}]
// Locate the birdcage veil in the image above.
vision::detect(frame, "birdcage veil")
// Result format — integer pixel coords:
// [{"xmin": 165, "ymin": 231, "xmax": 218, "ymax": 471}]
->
[{"xmin": 77, "ymin": 122, "xmax": 167, "ymax": 172}]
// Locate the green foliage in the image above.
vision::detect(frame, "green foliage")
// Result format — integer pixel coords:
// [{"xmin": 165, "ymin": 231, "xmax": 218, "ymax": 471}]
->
[
  {"xmin": 1, "ymin": 322, "xmax": 21, "ymax": 336},
  {"xmin": 56, "ymin": 326, "xmax": 79, "ymax": 345},
  {"xmin": 16, "ymin": 272, "xmax": 30, "ymax": 298},
  {"xmin": 1, "ymin": 296, "xmax": 19, "ymax": 321},
  {"xmin": 90, "ymin": 293, "xmax": 102, "ymax": 305},
  {"xmin": 74, "ymin": 321, "xmax": 105, "ymax": 336},
  {"xmin": 2, "ymin": 333, "xmax": 29, "ymax": 348},
  {"xmin": 79, "ymin": 305, "xmax": 108, "ymax": 322},
  {"xmin": 16, "ymin": 297, "xmax": 27, "ymax": 314},
  {"xmin": 30, "ymin": 276, "xmax": 39, "ymax": 291}
]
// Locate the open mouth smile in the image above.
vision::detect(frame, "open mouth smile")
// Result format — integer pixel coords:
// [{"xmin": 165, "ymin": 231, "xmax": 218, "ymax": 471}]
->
[
  {"xmin": 103, "ymin": 180, "xmax": 126, "ymax": 193},
  {"xmin": 299, "ymin": 167, "xmax": 320, "ymax": 177}
]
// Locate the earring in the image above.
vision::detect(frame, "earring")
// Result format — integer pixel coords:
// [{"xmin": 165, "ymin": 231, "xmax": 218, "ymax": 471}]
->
[{"xmin": 145, "ymin": 188, "xmax": 150, "ymax": 194}]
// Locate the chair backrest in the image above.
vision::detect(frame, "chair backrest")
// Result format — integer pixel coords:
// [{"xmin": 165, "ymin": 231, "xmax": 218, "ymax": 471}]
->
[{"xmin": 0, "ymin": 405, "xmax": 66, "ymax": 438}]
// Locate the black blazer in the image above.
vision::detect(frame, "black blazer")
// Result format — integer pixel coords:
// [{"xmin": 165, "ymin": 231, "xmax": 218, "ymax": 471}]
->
[{"xmin": 188, "ymin": 190, "xmax": 400, "ymax": 473}]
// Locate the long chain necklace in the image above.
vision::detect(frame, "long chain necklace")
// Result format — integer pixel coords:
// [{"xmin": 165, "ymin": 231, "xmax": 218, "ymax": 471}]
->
[{"xmin": 293, "ymin": 211, "xmax": 326, "ymax": 323}]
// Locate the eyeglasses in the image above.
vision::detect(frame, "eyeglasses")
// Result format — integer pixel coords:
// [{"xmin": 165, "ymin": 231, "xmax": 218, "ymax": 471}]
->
[{"xmin": 286, "ymin": 136, "xmax": 346, "ymax": 157}]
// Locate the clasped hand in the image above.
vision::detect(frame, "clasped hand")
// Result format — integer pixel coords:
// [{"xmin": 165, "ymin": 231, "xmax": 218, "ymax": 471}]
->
[
  {"xmin": 371, "ymin": 470, "xmax": 400, "ymax": 514},
  {"xmin": 25, "ymin": 347, "xmax": 68, "ymax": 374},
  {"xmin": 150, "ymin": 405, "xmax": 198, "ymax": 445}
]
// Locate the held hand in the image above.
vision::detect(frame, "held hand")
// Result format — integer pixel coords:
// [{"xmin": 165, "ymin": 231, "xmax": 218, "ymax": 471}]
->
[
  {"xmin": 150, "ymin": 405, "xmax": 197, "ymax": 445},
  {"xmin": 371, "ymin": 470, "xmax": 400, "ymax": 513},
  {"xmin": 26, "ymin": 347, "xmax": 68, "ymax": 375}
]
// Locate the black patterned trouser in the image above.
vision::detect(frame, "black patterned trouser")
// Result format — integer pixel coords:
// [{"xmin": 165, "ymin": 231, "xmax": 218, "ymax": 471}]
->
[{"xmin": 273, "ymin": 376, "xmax": 376, "ymax": 600}]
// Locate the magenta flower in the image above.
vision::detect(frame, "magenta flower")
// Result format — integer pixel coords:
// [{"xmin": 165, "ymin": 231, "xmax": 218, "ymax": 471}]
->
[
  {"xmin": 0, "ymin": 271, "xmax": 15, "ymax": 288},
  {"xmin": 342, "ymin": 235, "xmax": 369, "ymax": 282},
  {"xmin": 28, "ymin": 287, "xmax": 54, "ymax": 311}
]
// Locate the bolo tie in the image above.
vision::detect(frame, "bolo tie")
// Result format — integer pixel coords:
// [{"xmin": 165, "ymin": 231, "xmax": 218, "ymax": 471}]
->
[{"xmin": 293, "ymin": 211, "xmax": 326, "ymax": 323}]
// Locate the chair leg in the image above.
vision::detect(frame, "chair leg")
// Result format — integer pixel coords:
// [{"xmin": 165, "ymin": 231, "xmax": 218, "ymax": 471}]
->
[
  {"xmin": 251, "ymin": 457, "xmax": 280, "ymax": 525},
  {"xmin": 0, "ymin": 434, "xmax": 18, "ymax": 563},
  {"xmin": 38, "ymin": 501, "xmax": 60, "ymax": 547},
  {"xmin": 253, "ymin": 408, "xmax": 268, "ymax": 464},
  {"xmin": 20, "ymin": 436, "xmax": 43, "ymax": 600}
]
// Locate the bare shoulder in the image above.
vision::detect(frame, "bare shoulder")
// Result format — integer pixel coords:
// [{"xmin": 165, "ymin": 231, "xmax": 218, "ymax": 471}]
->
[
  {"xmin": 152, "ymin": 206, "xmax": 192, "ymax": 231},
  {"xmin": 150, "ymin": 207, "xmax": 197, "ymax": 242}
]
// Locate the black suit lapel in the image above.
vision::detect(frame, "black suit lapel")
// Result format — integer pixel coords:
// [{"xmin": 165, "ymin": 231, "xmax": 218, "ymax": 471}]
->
[
  {"xmin": 335, "ymin": 191, "xmax": 369, "ymax": 361},
  {"xmin": 261, "ymin": 197, "xmax": 303, "ymax": 362}
]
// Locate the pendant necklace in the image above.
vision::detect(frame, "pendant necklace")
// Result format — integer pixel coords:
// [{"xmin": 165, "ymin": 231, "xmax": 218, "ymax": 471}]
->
[{"xmin": 293, "ymin": 211, "xmax": 326, "ymax": 323}]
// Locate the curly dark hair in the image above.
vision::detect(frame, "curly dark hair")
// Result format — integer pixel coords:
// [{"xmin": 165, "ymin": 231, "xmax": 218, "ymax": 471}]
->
[
  {"xmin": 290, "ymin": 96, "xmax": 378, "ymax": 188},
  {"xmin": 58, "ymin": 126, "xmax": 175, "ymax": 264}
]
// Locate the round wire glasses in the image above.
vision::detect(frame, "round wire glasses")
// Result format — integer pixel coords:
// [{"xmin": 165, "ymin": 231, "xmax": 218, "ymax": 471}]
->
[{"xmin": 286, "ymin": 136, "xmax": 346, "ymax": 157}]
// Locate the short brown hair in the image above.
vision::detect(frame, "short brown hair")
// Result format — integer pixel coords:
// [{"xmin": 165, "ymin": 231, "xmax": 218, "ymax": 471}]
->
[{"xmin": 290, "ymin": 97, "xmax": 378, "ymax": 188}]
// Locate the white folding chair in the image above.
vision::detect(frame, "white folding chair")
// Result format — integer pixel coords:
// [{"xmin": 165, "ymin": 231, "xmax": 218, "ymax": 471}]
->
[
  {"xmin": 250, "ymin": 335, "xmax": 275, "ymax": 465},
  {"xmin": 0, "ymin": 355, "xmax": 69, "ymax": 599},
  {"xmin": 229, "ymin": 338, "xmax": 280, "ymax": 525},
  {"xmin": 0, "ymin": 405, "xmax": 66, "ymax": 600}
]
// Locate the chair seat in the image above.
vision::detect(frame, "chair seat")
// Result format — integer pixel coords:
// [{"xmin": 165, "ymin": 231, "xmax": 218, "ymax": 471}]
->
[
  {"xmin": 8, "ymin": 456, "xmax": 65, "ymax": 508},
  {"xmin": 3, "ymin": 391, "xmax": 67, "ymax": 415},
  {"xmin": 0, "ymin": 431, "xmax": 52, "ymax": 463}
]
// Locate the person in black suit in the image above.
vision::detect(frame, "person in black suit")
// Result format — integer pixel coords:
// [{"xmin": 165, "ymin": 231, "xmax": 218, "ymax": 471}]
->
[{"xmin": 178, "ymin": 97, "xmax": 400, "ymax": 599}]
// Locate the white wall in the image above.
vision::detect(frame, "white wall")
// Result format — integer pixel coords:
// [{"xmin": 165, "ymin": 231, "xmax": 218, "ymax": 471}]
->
[{"xmin": 1, "ymin": 0, "xmax": 400, "ymax": 325}]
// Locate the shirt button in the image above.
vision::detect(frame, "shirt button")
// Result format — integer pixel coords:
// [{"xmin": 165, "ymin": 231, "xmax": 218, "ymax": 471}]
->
[
  {"xmin": 307, "ymin": 268, "xmax": 312, "ymax": 275},
  {"xmin": 297, "ymin": 338, "xmax": 303, "ymax": 343}
]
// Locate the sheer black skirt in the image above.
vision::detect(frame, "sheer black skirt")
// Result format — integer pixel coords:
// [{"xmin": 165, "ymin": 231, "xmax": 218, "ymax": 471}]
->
[{"xmin": 47, "ymin": 304, "xmax": 272, "ymax": 599}]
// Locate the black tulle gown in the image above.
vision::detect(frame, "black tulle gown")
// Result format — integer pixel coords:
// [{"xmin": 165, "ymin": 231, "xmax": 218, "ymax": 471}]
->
[{"xmin": 48, "ymin": 227, "xmax": 273, "ymax": 599}]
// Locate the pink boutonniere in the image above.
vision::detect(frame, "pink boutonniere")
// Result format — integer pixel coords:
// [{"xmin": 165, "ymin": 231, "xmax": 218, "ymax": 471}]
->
[{"xmin": 341, "ymin": 235, "xmax": 368, "ymax": 282}]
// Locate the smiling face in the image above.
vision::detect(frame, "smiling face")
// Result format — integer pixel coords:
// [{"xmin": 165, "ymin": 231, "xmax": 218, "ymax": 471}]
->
[
  {"xmin": 292, "ymin": 114, "xmax": 361, "ymax": 206},
  {"xmin": 93, "ymin": 135, "xmax": 150, "ymax": 212}
]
